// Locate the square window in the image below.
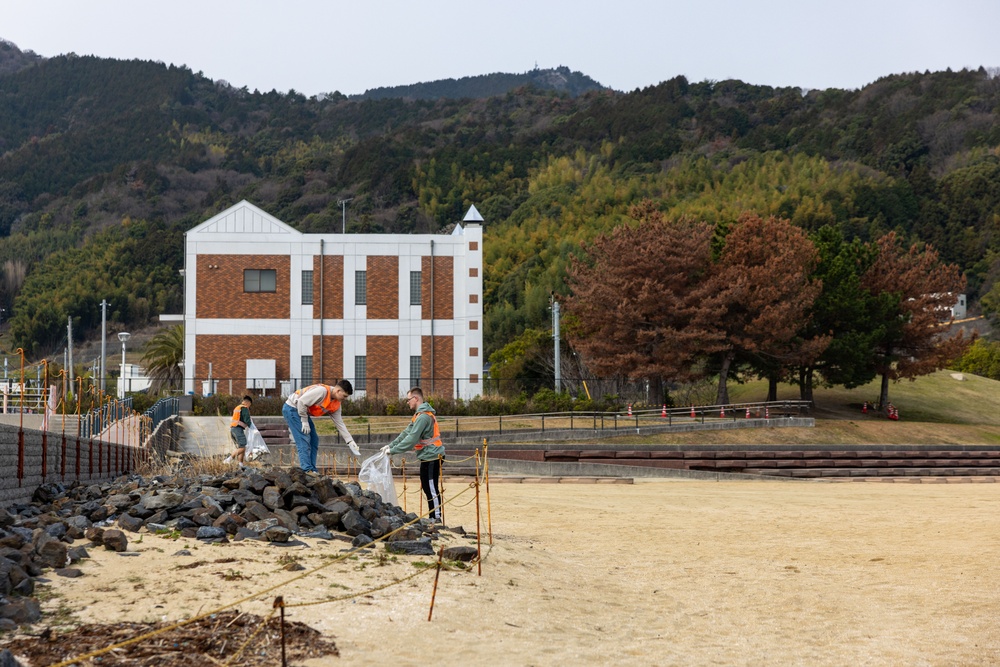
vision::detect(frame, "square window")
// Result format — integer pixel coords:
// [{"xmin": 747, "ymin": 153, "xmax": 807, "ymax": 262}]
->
[
  {"xmin": 244, "ymin": 269, "xmax": 277, "ymax": 293},
  {"xmin": 469, "ymin": 267, "xmax": 478, "ymax": 277},
  {"xmin": 469, "ymin": 294, "xmax": 478, "ymax": 304},
  {"xmin": 470, "ymin": 321, "xmax": 479, "ymax": 330},
  {"xmin": 470, "ymin": 347, "xmax": 479, "ymax": 357}
]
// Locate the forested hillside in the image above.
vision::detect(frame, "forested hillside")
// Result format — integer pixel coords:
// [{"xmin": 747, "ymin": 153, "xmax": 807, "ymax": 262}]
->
[
  {"xmin": 0, "ymin": 38, "xmax": 998, "ymax": 367},
  {"xmin": 354, "ymin": 66, "xmax": 606, "ymax": 100}
]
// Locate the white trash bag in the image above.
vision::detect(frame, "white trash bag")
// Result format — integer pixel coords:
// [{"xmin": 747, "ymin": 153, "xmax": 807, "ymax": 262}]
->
[
  {"xmin": 245, "ymin": 424, "xmax": 270, "ymax": 462},
  {"xmin": 358, "ymin": 451, "xmax": 398, "ymax": 505}
]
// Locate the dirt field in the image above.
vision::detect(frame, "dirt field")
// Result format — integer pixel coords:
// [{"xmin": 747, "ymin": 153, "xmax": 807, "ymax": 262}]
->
[{"xmin": 10, "ymin": 476, "xmax": 999, "ymax": 667}]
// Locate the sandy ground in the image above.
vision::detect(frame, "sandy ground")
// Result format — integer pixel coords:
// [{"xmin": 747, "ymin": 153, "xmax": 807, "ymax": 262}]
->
[{"xmin": 18, "ymin": 476, "xmax": 1000, "ymax": 667}]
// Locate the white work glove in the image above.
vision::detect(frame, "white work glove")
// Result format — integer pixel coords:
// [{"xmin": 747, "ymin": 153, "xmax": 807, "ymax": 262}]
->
[
  {"xmin": 301, "ymin": 422, "xmax": 311, "ymax": 436},
  {"xmin": 347, "ymin": 440, "xmax": 360, "ymax": 456},
  {"xmin": 380, "ymin": 445, "xmax": 390, "ymax": 456}
]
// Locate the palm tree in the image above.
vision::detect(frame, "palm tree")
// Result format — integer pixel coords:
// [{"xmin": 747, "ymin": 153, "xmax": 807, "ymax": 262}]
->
[{"xmin": 141, "ymin": 325, "xmax": 183, "ymax": 394}]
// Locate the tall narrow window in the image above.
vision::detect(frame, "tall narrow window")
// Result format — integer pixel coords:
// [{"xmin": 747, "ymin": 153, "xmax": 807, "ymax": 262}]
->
[
  {"xmin": 244, "ymin": 269, "xmax": 276, "ymax": 293},
  {"xmin": 301, "ymin": 270, "xmax": 314, "ymax": 305},
  {"xmin": 410, "ymin": 271, "xmax": 422, "ymax": 306},
  {"xmin": 409, "ymin": 356, "xmax": 421, "ymax": 387},
  {"xmin": 301, "ymin": 355, "xmax": 313, "ymax": 386},
  {"xmin": 355, "ymin": 270, "xmax": 367, "ymax": 305},
  {"xmin": 354, "ymin": 356, "xmax": 367, "ymax": 391}
]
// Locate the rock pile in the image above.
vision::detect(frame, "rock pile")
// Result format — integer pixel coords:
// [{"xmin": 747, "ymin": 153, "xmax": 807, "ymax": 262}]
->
[{"xmin": 0, "ymin": 466, "xmax": 452, "ymax": 630}]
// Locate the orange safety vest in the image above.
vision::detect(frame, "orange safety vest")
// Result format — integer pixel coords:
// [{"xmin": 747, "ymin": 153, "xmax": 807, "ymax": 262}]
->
[
  {"xmin": 294, "ymin": 384, "xmax": 342, "ymax": 417},
  {"xmin": 230, "ymin": 404, "xmax": 246, "ymax": 428},
  {"xmin": 412, "ymin": 411, "xmax": 442, "ymax": 450}
]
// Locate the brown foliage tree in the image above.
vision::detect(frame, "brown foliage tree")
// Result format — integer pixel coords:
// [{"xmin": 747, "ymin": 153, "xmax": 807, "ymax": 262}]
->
[
  {"xmin": 700, "ymin": 213, "xmax": 825, "ymax": 405},
  {"xmin": 564, "ymin": 202, "xmax": 722, "ymax": 401},
  {"xmin": 861, "ymin": 232, "xmax": 971, "ymax": 409}
]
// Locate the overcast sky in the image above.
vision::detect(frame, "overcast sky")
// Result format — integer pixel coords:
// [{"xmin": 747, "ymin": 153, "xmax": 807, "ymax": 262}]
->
[{"xmin": 4, "ymin": 1, "xmax": 999, "ymax": 96}]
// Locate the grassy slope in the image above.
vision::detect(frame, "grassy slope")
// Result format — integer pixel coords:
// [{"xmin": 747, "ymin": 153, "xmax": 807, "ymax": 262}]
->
[{"xmin": 627, "ymin": 370, "xmax": 1000, "ymax": 446}]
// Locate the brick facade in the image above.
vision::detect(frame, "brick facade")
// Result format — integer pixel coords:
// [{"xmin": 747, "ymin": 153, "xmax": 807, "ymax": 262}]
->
[
  {"xmin": 313, "ymin": 336, "xmax": 344, "ymax": 384},
  {"xmin": 197, "ymin": 255, "xmax": 290, "ymax": 319},
  {"xmin": 367, "ymin": 336, "xmax": 399, "ymax": 396},
  {"xmin": 313, "ymin": 255, "xmax": 344, "ymax": 319},
  {"xmin": 196, "ymin": 335, "xmax": 290, "ymax": 393},
  {"xmin": 421, "ymin": 256, "xmax": 454, "ymax": 320},
  {"xmin": 422, "ymin": 335, "xmax": 454, "ymax": 398},
  {"xmin": 367, "ymin": 256, "xmax": 399, "ymax": 320}
]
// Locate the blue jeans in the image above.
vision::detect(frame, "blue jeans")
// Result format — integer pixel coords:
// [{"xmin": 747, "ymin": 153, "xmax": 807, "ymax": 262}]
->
[{"xmin": 282, "ymin": 403, "xmax": 318, "ymax": 472}]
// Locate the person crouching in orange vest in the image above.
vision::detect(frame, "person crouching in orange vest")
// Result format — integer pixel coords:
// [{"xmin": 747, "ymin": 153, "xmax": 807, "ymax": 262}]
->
[
  {"xmin": 283, "ymin": 380, "xmax": 359, "ymax": 475},
  {"xmin": 382, "ymin": 387, "xmax": 445, "ymax": 522},
  {"xmin": 225, "ymin": 395, "xmax": 253, "ymax": 465}
]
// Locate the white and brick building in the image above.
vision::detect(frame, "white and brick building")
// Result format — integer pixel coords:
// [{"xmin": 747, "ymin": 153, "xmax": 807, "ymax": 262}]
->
[{"xmin": 183, "ymin": 200, "xmax": 484, "ymax": 399}]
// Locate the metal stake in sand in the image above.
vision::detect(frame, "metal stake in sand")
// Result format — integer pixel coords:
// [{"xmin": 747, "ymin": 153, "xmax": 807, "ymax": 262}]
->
[
  {"xmin": 475, "ymin": 449, "xmax": 482, "ymax": 576},
  {"xmin": 428, "ymin": 546, "xmax": 444, "ymax": 621},
  {"xmin": 483, "ymin": 438, "xmax": 493, "ymax": 544},
  {"xmin": 437, "ymin": 453, "xmax": 445, "ymax": 525},
  {"xmin": 401, "ymin": 458, "xmax": 407, "ymax": 511},
  {"xmin": 273, "ymin": 596, "xmax": 287, "ymax": 667}
]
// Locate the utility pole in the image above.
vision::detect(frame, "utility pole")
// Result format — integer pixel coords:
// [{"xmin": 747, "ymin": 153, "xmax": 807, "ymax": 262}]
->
[
  {"xmin": 552, "ymin": 296, "xmax": 561, "ymax": 393},
  {"xmin": 67, "ymin": 317, "xmax": 74, "ymax": 396},
  {"xmin": 338, "ymin": 198, "xmax": 353, "ymax": 233},
  {"xmin": 100, "ymin": 299, "xmax": 107, "ymax": 392}
]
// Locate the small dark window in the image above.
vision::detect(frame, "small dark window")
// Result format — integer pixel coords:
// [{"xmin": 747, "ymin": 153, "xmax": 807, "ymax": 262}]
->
[
  {"xmin": 244, "ymin": 269, "xmax": 277, "ymax": 293},
  {"xmin": 410, "ymin": 271, "xmax": 422, "ymax": 306},
  {"xmin": 354, "ymin": 356, "xmax": 367, "ymax": 391},
  {"xmin": 409, "ymin": 356, "xmax": 421, "ymax": 386},
  {"xmin": 355, "ymin": 270, "xmax": 367, "ymax": 305},
  {"xmin": 302, "ymin": 270, "xmax": 314, "ymax": 305}
]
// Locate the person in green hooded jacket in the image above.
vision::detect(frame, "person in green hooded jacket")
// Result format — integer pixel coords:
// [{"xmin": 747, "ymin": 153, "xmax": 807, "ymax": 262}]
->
[{"xmin": 381, "ymin": 387, "xmax": 445, "ymax": 522}]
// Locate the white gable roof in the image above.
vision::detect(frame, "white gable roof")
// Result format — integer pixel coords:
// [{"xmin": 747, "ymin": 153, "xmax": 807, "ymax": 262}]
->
[{"xmin": 187, "ymin": 200, "xmax": 300, "ymax": 236}]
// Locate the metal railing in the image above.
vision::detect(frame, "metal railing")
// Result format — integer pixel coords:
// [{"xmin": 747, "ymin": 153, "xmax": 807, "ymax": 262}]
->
[
  {"xmin": 82, "ymin": 397, "xmax": 133, "ymax": 439},
  {"xmin": 144, "ymin": 396, "xmax": 179, "ymax": 433},
  {"xmin": 334, "ymin": 400, "xmax": 813, "ymax": 444}
]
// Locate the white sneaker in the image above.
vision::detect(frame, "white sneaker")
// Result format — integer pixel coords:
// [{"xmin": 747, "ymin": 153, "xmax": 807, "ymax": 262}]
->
[
  {"xmin": 348, "ymin": 441, "xmax": 360, "ymax": 456},
  {"xmin": 223, "ymin": 455, "xmax": 233, "ymax": 464}
]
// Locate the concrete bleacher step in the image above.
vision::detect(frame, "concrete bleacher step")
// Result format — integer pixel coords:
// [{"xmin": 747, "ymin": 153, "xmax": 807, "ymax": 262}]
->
[
  {"xmin": 254, "ymin": 421, "xmax": 291, "ymax": 445},
  {"xmin": 742, "ymin": 467, "xmax": 1000, "ymax": 477},
  {"xmin": 525, "ymin": 447, "xmax": 1000, "ymax": 478}
]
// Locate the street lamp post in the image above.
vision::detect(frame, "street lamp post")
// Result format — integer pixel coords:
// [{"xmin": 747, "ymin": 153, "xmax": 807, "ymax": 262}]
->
[
  {"xmin": 118, "ymin": 332, "xmax": 131, "ymax": 398},
  {"xmin": 338, "ymin": 198, "xmax": 353, "ymax": 233}
]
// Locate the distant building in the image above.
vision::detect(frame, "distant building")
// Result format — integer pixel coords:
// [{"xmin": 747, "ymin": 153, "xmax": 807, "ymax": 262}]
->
[
  {"xmin": 118, "ymin": 363, "xmax": 152, "ymax": 399},
  {"xmin": 916, "ymin": 293, "xmax": 967, "ymax": 321},
  {"xmin": 182, "ymin": 200, "xmax": 484, "ymax": 399},
  {"xmin": 951, "ymin": 294, "xmax": 967, "ymax": 320}
]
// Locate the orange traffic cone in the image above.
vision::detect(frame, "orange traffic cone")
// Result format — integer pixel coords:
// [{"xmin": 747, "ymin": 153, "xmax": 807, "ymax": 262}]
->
[
  {"xmin": 720, "ymin": 406, "xmax": 725, "ymax": 418},
  {"xmin": 661, "ymin": 404, "xmax": 667, "ymax": 418},
  {"xmin": 745, "ymin": 407, "xmax": 751, "ymax": 419},
  {"xmin": 862, "ymin": 401, "xmax": 868, "ymax": 414},
  {"xmin": 765, "ymin": 407, "xmax": 770, "ymax": 419},
  {"xmin": 627, "ymin": 404, "xmax": 632, "ymax": 417},
  {"xmin": 690, "ymin": 405, "xmax": 695, "ymax": 418}
]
